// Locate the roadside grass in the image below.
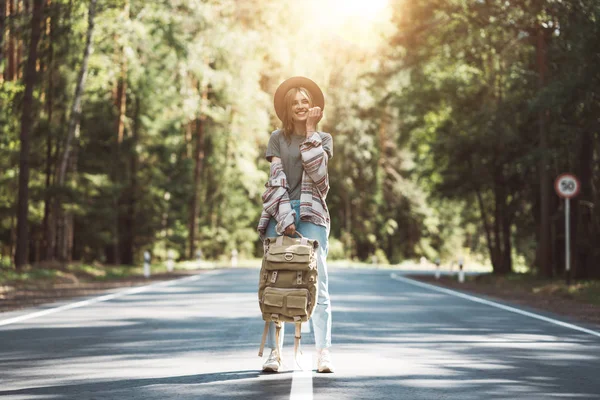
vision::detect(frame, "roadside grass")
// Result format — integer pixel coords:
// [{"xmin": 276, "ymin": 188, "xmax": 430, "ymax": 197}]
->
[
  {"xmin": 0, "ymin": 266, "xmax": 62, "ymax": 285},
  {"xmin": 0, "ymin": 258, "xmax": 263, "ymax": 287},
  {"xmin": 6, "ymin": 258, "xmax": 597, "ymax": 308},
  {"xmin": 457, "ymin": 273, "xmax": 600, "ymax": 306},
  {"xmin": 0, "ymin": 257, "xmax": 493, "ymax": 287},
  {"xmin": 0, "ymin": 262, "xmax": 204, "ymax": 286}
]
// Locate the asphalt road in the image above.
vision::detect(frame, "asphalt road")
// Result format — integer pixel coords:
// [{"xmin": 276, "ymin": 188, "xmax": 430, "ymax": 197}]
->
[{"xmin": 1, "ymin": 268, "xmax": 599, "ymax": 400}]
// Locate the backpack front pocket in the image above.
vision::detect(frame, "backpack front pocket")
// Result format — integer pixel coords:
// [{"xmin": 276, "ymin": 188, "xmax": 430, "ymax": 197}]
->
[
  {"xmin": 286, "ymin": 295, "xmax": 308, "ymax": 311},
  {"xmin": 263, "ymin": 292, "xmax": 284, "ymax": 308},
  {"xmin": 261, "ymin": 287, "xmax": 310, "ymax": 318},
  {"xmin": 264, "ymin": 244, "xmax": 314, "ymax": 270}
]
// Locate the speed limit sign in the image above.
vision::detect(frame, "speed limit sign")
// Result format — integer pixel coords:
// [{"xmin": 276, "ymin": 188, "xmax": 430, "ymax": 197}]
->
[
  {"xmin": 554, "ymin": 173, "xmax": 580, "ymax": 199},
  {"xmin": 554, "ymin": 173, "xmax": 579, "ymax": 284}
]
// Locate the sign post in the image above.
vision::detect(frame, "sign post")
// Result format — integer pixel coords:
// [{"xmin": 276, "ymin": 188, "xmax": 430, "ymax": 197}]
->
[
  {"xmin": 554, "ymin": 173, "xmax": 580, "ymax": 285},
  {"xmin": 166, "ymin": 249, "xmax": 174, "ymax": 272},
  {"xmin": 231, "ymin": 248, "xmax": 238, "ymax": 268},
  {"xmin": 143, "ymin": 250, "xmax": 151, "ymax": 278},
  {"xmin": 196, "ymin": 249, "xmax": 203, "ymax": 268}
]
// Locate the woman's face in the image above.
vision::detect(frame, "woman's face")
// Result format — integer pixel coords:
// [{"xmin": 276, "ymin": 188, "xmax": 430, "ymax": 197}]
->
[{"xmin": 290, "ymin": 91, "xmax": 311, "ymax": 123}]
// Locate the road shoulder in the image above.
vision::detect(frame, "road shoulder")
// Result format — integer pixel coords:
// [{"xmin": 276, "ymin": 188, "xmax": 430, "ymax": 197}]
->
[{"xmin": 408, "ymin": 273, "xmax": 600, "ymax": 327}]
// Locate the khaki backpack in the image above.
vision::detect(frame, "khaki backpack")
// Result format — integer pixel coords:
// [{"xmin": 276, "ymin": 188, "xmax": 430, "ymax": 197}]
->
[{"xmin": 258, "ymin": 233, "xmax": 319, "ymax": 362}]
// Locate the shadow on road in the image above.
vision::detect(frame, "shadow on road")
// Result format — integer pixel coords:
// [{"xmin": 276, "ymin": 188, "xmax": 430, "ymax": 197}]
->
[
  {"xmin": 0, "ymin": 369, "xmax": 295, "ymax": 399},
  {"xmin": 0, "ymin": 268, "xmax": 599, "ymax": 399}
]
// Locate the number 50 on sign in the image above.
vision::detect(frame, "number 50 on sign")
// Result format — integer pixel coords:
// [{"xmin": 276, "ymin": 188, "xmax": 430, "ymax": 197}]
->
[{"xmin": 555, "ymin": 174, "xmax": 580, "ymax": 199}]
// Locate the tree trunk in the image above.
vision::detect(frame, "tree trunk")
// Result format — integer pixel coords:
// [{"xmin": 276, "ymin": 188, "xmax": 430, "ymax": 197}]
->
[
  {"xmin": 14, "ymin": 0, "xmax": 44, "ymax": 269},
  {"xmin": 115, "ymin": 63, "xmax": 127, "ymax": 144},
  {"xmin": 111, "ymin": 2, "xmax": 128, "ymax": 265},
  {"xmin": 6, "ymin": 0, "xmax": 16, "ymax": 81},
  {"xmin": 10, "ymin": 214, "xmax": 16, "ymax": 264},
  {"xmin": 55, "ymin": 0, "xmax": 96, "ymax": 262},
  {"xmin": 494, "ymin": 170, "xmax": 513, "ymax": 275},
  {"xmin": 573, "ymin": 129, "xmax": 594, "ymax": 279},
  {"xmin": 468, "ymin": 154, "xmax": 499, "ymax": 271},
  {"xmin": 28, "ymin": 225, "xmax": 37, "ymax": 263},
  {"xmin": 593, "ymin": 131, "xmax": 600, "ymax": 279},
  {"xmin": 0, "ymin": 0, "xmax": 6, "ymax": 73},
  {"xmin": 15, "ymin": 0, "xmax": 23, "ymax": 79},
  {"xmin": 492, "ymin": 174, "xmax": 503, "ymax": 270},
  {"xmin": 215, "ymin": 119, "xmax": 232, "ymax": 231},
  {"xmin": 41, "ymin": 0, "xmax": 54, "ymax": 261},
  {"xmin": 536, "ymin": 23, "xmax": 552, "ymax": 277},
  {"xmin": 121, "ymin": 95, "xmax": 140, "ymax": 265},
  {"xmin": 188, "ymin": 74, "xmax": 208, "ymax": 259},
  {"xmin": 106, "ymin": 4, "xmax": 127, "ymax": 266},
  {"xmin": 501, "ymin": 209, "xmax": 513, "ymax": 274},
  {"xmin": 472, "ymin": 170, "xmax": 500, "ymax": 272},
  {"xmin": 188, "ymin": 117, "xmax": 206, "ymax": 259},
  {"xmin": 185, "ymin": 120, "xmax": 193, "ymax": 159},
  {"xmin": 57, "ymin": 0, "xmax": 95, "ymax": 185}
]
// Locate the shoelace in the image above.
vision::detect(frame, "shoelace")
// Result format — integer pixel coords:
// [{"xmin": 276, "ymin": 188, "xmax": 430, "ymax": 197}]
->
[
  {"xmin": 267, "ymin": 351, "xmax": 280, "ymax": 364},
  {"xmin": 318, "ymin": 351, "xmax": 331, "ymax": 365}
]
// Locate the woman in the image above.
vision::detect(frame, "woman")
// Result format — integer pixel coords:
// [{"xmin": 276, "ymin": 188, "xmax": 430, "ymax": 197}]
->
[{"xmin": 257, "ymin": 76, "xmax": 334, "ymax": 373}]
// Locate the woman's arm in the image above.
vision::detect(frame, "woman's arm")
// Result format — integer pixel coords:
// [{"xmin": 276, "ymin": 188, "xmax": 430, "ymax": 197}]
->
[
  {"xmin": 300, "ymin": 107, "xmax": 330, "ymax": 198},
  {"xmin": 269, "ymin": 157, "xmax": 295, "ymax": 235},
  {"xmin": 261, "ymin": 160, "xmax": 296, "ymax": 235},
  {"xmin": 300, "ymin": 133, "xmax": 330, "ymax": 198}
]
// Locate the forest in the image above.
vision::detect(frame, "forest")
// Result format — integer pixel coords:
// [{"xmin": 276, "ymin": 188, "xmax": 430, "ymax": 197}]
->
[{"xmin": 1, "ymin": 0, "xmax": 599, "ymax": 280}]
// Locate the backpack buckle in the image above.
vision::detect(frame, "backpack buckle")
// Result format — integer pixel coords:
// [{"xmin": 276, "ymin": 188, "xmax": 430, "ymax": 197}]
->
[
  {"xmin": 284, "ymin": 253, "xmax": 294, "ymax": 261},
  {"xmin": 270, "ymin": 271, "xmax": 278, "ymax": 283}
]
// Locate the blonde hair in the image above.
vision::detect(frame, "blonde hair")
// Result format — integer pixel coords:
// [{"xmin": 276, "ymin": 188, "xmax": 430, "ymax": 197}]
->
[{"xmin": 281, "ymin": 87, "xmax": 314, "ymax": 143}]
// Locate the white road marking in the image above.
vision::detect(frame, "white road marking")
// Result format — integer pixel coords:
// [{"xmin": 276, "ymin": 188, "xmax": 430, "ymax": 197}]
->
[
  {"xmin": 0, "ymin": 270, "xmax": 221, "ymax": 327},
  {"xmin": 290, "ymin": 351, "xmax": 313, "ymax": 400},
  {"xmin": 290, "ymin": 320, "xmax": 313, "ymax": 399},
  {"xmin": 390, "ymin": 273, "xmax": 600, "ymax": 339}
]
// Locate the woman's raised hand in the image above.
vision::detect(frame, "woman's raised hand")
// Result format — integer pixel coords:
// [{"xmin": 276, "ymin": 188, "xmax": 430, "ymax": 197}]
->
[
  {"xmin": 306, "ymin": 107, "xmax": 322, "ymax": 134},
  {"xmin": 284, "ymin": 223, "xmax": 296, "ymax": 236}
]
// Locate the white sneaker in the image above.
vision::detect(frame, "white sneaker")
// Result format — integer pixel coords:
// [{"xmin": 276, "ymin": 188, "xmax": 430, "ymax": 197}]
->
[
  {"xmin": 262, "ymin": 349, "xmax": 281, "ymax": 372},
  {"xmin": 317, "ymin": 348, "xmax": 334, "ymax": 373}
]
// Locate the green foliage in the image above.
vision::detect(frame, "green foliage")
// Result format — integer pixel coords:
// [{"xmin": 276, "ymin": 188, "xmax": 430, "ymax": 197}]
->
[
  {"xmin": 3, "ymin": 0, "xmax": 600, "ymax": 285},
  {"xmin": 378, "ymin": 0, "xmax": 600, "ymax": 276},
  {"xmin": 327, "ymin": 237, "xmax": 346, "ymax": 261}
]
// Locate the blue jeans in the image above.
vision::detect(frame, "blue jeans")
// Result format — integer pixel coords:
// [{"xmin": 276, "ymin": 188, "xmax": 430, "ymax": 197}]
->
[{"xmin": 265, "ymin": 200, "xmax": 332, "ymax": 350}]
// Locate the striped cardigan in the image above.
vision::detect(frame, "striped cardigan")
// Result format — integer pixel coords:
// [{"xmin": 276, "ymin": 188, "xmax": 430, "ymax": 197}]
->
[{"xmin": 257, "ymin": 132, "xmax": 331, "ymax": 240}]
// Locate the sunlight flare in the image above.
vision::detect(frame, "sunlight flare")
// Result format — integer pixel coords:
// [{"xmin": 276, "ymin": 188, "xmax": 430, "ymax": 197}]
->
[
  {"xmin": 315, "ymin": 0, "xmax": 392, "ymax": 49},
  {"xmin": 327, "ymin": 0, "xmax": 389, "ymax": 20}
]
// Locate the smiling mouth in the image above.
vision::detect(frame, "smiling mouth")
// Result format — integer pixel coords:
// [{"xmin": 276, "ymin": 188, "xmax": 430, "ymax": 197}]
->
[{"xmin": 295, "ymin": 110, "xmax": 307, "ymax": 116}]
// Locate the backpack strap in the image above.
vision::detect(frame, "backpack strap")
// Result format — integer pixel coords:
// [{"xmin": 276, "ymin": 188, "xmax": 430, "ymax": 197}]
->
[
  {"xmin": 294, "ymin": 317, "xmax": 303, "ymax": 368},
  {"xmin": 258, "ymin": 321, "xmax": 269, "ymax": 357},
  {"xmin": 292, "ymin": 232, "xmax": 308, "ymax": 246},
  {"xmin": 275, "ymin": 322, "xmax": 282, "ymax": 362},
  {"xmin": 259, "ymin": 316, "xmax": 282, "ymax": 359},
  {"xmin": 279, "ymin": 232, "xmax": 308, "ymax": 246}
]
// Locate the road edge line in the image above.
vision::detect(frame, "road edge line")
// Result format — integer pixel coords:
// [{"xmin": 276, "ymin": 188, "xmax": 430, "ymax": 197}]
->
[
  {"xmin": 390, "ymin": 272, "xmax": 600, "ymax": 339},
  {"xmin": 0, "ymin": 270, "xmax": 221, "ymax": 327}
]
